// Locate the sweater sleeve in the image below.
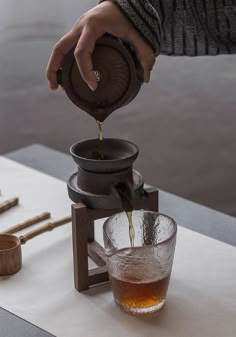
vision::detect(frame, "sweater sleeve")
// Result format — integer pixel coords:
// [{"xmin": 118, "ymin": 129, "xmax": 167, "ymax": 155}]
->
[
  {"xmin": 100, "ymin": 0, "xmax": 163, "ymax": 55},
  {"xmin": 101, "ymin": 0, "xmax": 236, "ymax": 56}
]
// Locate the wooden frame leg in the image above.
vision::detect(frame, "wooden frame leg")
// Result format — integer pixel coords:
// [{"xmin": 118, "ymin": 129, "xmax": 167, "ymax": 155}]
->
[
  {"xmin": 88, "ymin": 220, "xmax": 94, "ymax": 243},
  {"xmin": 88, "ymin": 241, "xmax": 109, "ymax": 286},
  {"xmin": 146, "ymin": 186, "xmax": 159, "ymax": 212},
  {"xmin": 134, "ymin": 186, "xmax": 159, "ymax": 212},
  {"xmin": 72, "ymin": 203, "xmax": 89, "ymax": 291}
]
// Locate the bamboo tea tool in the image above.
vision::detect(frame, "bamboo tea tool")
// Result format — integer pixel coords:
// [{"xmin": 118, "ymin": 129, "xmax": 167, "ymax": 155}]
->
[
  {"xmin": 1, "ymin": 212, "xmax": 51, "ymax": 234},
  {"xmin": 0, "ymin": 197, "xmax": 19, "ymax": 214},
  {"xmin": 0, "ymin": 216, "xmax": 71, "ymax": 276}
]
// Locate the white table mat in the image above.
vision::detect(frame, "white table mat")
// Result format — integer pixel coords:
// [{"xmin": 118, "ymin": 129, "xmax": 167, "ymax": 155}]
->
[{"xmin": 0, "ymin": 157, "xmax": 236, "ymax": 337}]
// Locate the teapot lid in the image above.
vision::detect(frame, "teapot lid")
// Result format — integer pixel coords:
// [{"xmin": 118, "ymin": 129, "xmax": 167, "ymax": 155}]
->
[{"xmin": 57, "ymin": 35, "xmax": 143, "ymax": 122}]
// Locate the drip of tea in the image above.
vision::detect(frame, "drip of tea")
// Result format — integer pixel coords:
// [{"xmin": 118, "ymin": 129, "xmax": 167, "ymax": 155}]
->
[
  {"xmin": 115, "ymin": 183, "xmax": 135, "ymax": 247},
  {"xmin": 92, "ymin": 120, "xmax": 105, "ymax": 160},
  {"xmin": 97, "ymin": 120, "xmax": 103, "ymax": 142},
  {"xmin": 126, "ymin": 211, "xmax": 135, "ymax": 247}
]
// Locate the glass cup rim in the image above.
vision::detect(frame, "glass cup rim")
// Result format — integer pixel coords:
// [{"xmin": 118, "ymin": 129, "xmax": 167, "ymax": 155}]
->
[{"xmin": 103, "ymin": 210, "xmax": 177, "ymax": 257}]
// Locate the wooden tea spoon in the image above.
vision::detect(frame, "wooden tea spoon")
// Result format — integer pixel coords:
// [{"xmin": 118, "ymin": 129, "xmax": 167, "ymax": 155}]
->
[
  {"xmin": 0, "ymin": 216, "xmax": 71, "ymax": 276},
  {"xmin": 1, "ymin": 212, "xmax": 51, "ymax": 234}
]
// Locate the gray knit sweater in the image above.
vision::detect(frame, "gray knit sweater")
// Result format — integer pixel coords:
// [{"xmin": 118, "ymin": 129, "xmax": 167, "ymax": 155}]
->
[{"xmin": 104, "ymin": 0, "xmax": 236, "ymax": 55}]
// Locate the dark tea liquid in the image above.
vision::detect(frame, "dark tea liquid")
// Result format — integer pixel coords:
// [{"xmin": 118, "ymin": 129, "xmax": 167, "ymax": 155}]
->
[{"xmin": 110, "ymin": 274, "xmax": 170, "ymax": 310}]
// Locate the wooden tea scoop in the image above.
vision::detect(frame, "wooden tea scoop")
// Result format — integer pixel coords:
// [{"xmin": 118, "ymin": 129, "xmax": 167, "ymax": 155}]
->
[
  {"xmin": 1, "ymin": 212, "xmax": 51, "ymax": 234},
  {"xmin": 0, "ymin": 215, "xmax": 71, "ymax": 276},
  {"xmin": 0, "ymin": 197, "xmax": 19, "ymax": 214}
]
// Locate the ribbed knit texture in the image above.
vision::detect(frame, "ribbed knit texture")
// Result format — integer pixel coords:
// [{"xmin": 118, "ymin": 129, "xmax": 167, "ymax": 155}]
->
[{"xmin": 102, "ymin": 0, "xmax": 236, "ymax": 56}]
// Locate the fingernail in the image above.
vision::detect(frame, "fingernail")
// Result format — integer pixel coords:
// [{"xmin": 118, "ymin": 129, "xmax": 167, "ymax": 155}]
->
[
  {"xmin": 50, "ymin": 82, "xmax": 58, "ymax": 90},
  {"xmin": 87, "ymin": 82, "xmax": 97, "ymax": 92},
  {"xmin": 144, "ymin": 74, "xmax": 150, "ymax": 83}
]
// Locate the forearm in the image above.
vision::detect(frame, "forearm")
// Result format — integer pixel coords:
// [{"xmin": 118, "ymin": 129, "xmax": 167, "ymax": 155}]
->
[
  {"xmin": 104, "ymin": 0, "xmax": 236, "ymax": 56},
  {"xmin": 100, "ymin": 0, "xmax": 163, "ymax": 55},
  {"xmin": 161, "ymin": 0, "xmax": 236, "ymax": 56}
]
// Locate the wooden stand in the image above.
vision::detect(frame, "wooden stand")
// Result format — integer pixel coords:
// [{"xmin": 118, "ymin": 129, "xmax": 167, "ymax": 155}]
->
[{"xmin": 72, "ymin": 186, "xmax": 159, "ymax": 292}]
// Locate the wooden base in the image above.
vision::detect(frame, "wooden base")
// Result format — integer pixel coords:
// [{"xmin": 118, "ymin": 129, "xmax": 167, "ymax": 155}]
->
[{"xmin": 72, "ymin": 186, "xmax": 159, "ymax": 292}]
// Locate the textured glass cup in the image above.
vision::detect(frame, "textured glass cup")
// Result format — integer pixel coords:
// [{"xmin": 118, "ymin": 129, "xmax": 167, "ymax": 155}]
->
[{"xmin": 103, "ymin": 210, "xmax": 177, "ymax": 315}]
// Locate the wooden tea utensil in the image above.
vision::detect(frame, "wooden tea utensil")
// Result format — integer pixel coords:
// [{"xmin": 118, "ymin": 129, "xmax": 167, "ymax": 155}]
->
[
  {"xmin": 0, "ymin": 197, "xmax": 19, "ymax": 214},
  {"xmin": 0, "ymin": 216, "xmax": 71, "ymax": 276},
  {"xmin": 1, "ymin": 212, "xmax": 51, "ymax": 234}
]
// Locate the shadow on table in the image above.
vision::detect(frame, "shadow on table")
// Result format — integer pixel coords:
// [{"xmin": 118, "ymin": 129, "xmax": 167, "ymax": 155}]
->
[
  {"xmin": 131, "ymin": 277, "xmax": 234, "ymax": 337},
  {"xmin": 83, "ymin": 283, "xmax": 110, "ymax": 296}
]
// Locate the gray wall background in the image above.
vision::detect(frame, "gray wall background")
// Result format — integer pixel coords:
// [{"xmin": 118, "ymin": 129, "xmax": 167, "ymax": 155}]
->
[{"xmin": 0, "ymin": 0, "xmax": 235, "ymax": 216}]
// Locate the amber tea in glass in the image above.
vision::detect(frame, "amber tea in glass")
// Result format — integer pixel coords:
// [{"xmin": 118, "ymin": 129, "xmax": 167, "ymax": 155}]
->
[{"xmin": 103, "ymin": 211, "xmax": 177, "ymax": 315}]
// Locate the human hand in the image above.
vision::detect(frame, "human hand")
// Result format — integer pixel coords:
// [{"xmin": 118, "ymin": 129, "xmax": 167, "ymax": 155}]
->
[{"xmin": 46, "ymin": 0, "xmax": 155, "ymax": 91}]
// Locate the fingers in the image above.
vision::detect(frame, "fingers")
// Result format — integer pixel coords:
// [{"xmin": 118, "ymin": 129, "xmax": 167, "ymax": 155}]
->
[
  {"xmin": 136, "ymin": 48, "xmax": 155, "ymax": 83},
  {"xmin": 74, "ymin": 26, "xmax": 102, "ymax": 91},
  {"xmin": 47, "ymin": 25, "xmax": 102, "ymax": 92},
  {"xmin": 141, "ymin": 59, "xmax": 154, "ymax": 83},
  {"xmin": 46, "ymin": 0, "xmax": 156, "ymax": 92},
  {"xmin": 46, "ymin": 31, "xmax": 79, "ymax": 90}
]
